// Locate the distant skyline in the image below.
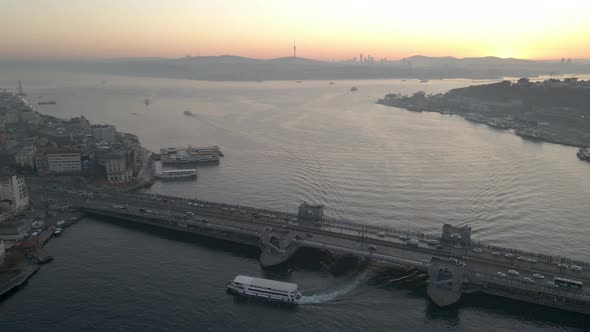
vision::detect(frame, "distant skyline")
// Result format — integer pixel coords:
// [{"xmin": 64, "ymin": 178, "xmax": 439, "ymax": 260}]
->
[{"xmin": 1, "ymin": 0, "xmax": 590, "ymax": 61}]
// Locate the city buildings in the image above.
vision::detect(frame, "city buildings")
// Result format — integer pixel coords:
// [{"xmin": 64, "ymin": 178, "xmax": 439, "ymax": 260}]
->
[{"xmin": 0, "ymin": 175, "xmax": 30, "ymax": 213}]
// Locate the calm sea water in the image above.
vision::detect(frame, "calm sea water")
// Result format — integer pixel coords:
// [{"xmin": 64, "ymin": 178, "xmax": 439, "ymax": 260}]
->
[{"xmin": 0, "ymin": 70, "xmax": 589, "ymax": 331}]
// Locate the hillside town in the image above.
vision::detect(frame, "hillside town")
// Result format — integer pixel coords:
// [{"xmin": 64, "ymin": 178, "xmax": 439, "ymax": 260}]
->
[
  {"xmin": 0, "ymin": 90, "xmax": 155, "ymax": 291},
  {"xmin": 378, "ymin": 78, "xmax": 590, "ymax": 153}
]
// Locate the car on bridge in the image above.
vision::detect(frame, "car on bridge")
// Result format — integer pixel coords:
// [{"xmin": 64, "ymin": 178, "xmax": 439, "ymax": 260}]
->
[
  {"xmin": 377, "ymin": 232, "xmax": 385, "ymax": 237},
  {"xmin": 508, "ymin": 270, "xmax": 519, "ymax": 276},
  {"xmin": 523, "ymin": 277, "xmax": 534, "ymax": 284},
  {"xmin": 399, "ymin": 235, "xmax": 408, "ymax": 241},
  {"xmin": 407, "ymin": 239, "xmax": 419, "ymax": 247},
  {"xmin": 504, "ymin": 253, "xmax": 515, "ymax": 259},
  {"xmin": 557, "ymin": 263, "xmax": 569, "ymax": 269},
  {"xmin": 532, "ymin": 273, "xmax": 544, "ymax": 279},
  {"xmin": 186, "ymin": 211, "xmax": 195, "ymax": 216},
  {"xmin": 472, "ymin": 247, "xmax": 483, "ymax": 253},
  {"xmin": 426, "ymin": 239, "xmax": 438, "ymax": 246},
  {"xmin": 496, "ymin": 272, "xmax": 506, "ymax": 277},
  {"xmin": 571, "ymin": 265, "xmax": 583, "ymax": 272},
  {"xmin": 491, "ymin": 251, "xmax": 501, "ymax": 256},
  {"xmin": 517, "ymin": 256, "xmax": 527, "ymax": 261},
  {"xmin": 527, "ymin": 258, "xmax": 538, "ymax": 263}
]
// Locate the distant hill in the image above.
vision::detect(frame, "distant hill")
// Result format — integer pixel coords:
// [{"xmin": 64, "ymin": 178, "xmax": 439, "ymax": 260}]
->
[{"xmin": 2, "ymin": 55, "xmax": 590, "ymax": 81}]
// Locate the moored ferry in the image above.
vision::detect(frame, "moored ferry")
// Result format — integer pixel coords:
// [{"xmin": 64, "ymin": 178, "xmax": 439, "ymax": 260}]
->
[
  {"xmin": 155, "ymin": 169, "xmax": 198, "ymax": 180},
  {"xmin": 227, "ymin": 275, "xmax": 302, "ymax": 304}
]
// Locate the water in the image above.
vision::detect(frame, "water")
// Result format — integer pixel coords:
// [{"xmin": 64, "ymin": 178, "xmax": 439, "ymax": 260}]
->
[{"xmin": 0, "ymin": 70, "xmax": 589, "ymax": 330}]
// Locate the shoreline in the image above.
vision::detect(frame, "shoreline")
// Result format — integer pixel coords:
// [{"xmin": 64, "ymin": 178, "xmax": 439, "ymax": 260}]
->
[{"xmin": 376, "ymin": 100, "xmax": 590, "ymax": 158}]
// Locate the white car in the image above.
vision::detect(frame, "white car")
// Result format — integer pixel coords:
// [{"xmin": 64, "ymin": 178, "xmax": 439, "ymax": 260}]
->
[
  {"xmin": 491, "ymin": 251, "xmax": 501, "ymax": 256},
  {"xmin": 516, "ymin": 256, "xmax": 526, "ymax": 261},
  {"xmin": 426, "ymin": 239, "xmax": 438, "ymax": 246},
  {"xmin": 557, "ymin": 263, "xmax": 569, "ymax": 268},
  {"xmin": 527, "ymin": 258, "xmax": 538, "ymax": 263},
  {"xmin": 399, "ymin": 235, "xmax": 408, "ymax": 241},
  {"xmin": 187, "ymin": 202, "xmax": 193, "ymax": 206},
  {"xmin": 497, "ymin": 272, "xmax": 506, "ymax": 277},
  {"xmin": 408, "ymin": 239, "xmax": 420, "ymax": 247},
  {"xmin": 505, "ymin": 253, "xmax": 515, "ymax": 259},
  {"xmin": 472, "ymin": 248, "xmax": 483, "ymax": 253},
  {"xmin": 532, "ymin": 273, "xmax": 544, "ymax": 279},
  {"xmin": 453, "ymin": 244, "xmax": 462, "ymax": 249},
  {"xmin": 377, "ymin": 232, "xmax": 385, "ymax": 237},
  {"xmin": 546, "ymin": 282, "xmax": 559, "ymax": 288},
  {"xmin": 508, "ymin": 270, "xmax": 519, "ymax": 276},
  {"xmin": 571, "ymin": 265, "xmax": 583, "ymax": 272},
  {"xmin": 186, "ymin": 211, "xmax": 195, "ymax": 216},
  {"xmin": 523, "ymin": 277, "xmax": 534, "ymax": 284}
]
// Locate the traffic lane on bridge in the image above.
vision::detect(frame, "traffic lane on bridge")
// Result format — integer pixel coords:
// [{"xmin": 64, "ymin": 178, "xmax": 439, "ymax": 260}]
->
[
  {"xmin": 462, "ymin": 250, "xmax": 590, "ymax": 285},
  {"xmin": 464, "ymin": 259, "xmax": 590, "ymax": 297},
  {"xmin": 81, "ymin": 195, "xmax": 590, "ymax": 282}
]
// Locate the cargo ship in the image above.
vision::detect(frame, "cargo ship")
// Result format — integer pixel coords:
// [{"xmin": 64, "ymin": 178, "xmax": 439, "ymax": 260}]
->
[{"xmin": 226, "ymin": 275, "xmax": 302, "ymax": 304}]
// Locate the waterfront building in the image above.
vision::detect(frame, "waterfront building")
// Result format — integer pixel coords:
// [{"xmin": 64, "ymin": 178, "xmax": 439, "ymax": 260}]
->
[
  {"xmin": 92, "ymin": 124, "xmax": 116, "ymax": 143},
  {"xmin": 15, "ymin": 145, "xmax": 36, "ymax": 170},
  {"xmin": 0, "ymin": 221, "xmax": 28, "ymax": 249},
  {"xmin": 0, "ymin": 175, "xmax": 29, "ymax": 212},
  {"xmin": 47, "ymin": 152, "xmax": 82, "ymax": 173},
  {"xmin": 103, "ymin": 149, "xmax": 134, "ymax": 184}
]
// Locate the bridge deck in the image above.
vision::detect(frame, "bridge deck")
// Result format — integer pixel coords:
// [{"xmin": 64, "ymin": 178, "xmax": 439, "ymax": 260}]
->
[{"xmin": 52, "ymin": 189, "xmax": 590, "ymax": 314}]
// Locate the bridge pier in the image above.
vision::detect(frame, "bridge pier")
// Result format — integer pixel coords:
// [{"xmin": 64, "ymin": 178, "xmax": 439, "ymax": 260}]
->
[
  {"xmin": 427, "ymin": 257, "xmax": 465, "ymax": 307},
  {"xmin": 258, "ymin": 227, "xmax": 300, "ymax": 267}
]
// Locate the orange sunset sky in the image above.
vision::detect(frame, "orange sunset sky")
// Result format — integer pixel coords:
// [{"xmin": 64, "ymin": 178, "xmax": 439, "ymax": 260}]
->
[{"xmin": 1, "ymin": 0, "xmax": 589, "ymax": 60}]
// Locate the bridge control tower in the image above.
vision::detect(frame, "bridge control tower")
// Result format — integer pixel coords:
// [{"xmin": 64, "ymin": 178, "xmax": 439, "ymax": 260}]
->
[{"xmin": 297, "ymin": 202, "xmax": 324, "ymax": 223}]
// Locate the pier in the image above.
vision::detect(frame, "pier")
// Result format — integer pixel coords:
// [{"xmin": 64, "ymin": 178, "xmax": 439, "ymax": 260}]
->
[{"xmin": 58, "ymin": 190, "xmax": 590, "ymax": 315}]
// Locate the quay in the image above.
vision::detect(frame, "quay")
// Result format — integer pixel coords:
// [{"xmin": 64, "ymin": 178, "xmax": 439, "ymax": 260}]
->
[{"xmin": 56, "ymin": 190, "xmax": 590, "ymax": 315}]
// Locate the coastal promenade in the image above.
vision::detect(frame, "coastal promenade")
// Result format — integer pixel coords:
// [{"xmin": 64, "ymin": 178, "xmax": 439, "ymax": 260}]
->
[{"xmin": 49, "ymin": 189, "xmax": 590, "ymax": 315}]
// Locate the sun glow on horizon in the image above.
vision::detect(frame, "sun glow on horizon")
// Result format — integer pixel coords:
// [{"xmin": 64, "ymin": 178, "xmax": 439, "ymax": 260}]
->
[{"xmin": 1, "ymin": 0, "xmax": 589, "ymax": 60}]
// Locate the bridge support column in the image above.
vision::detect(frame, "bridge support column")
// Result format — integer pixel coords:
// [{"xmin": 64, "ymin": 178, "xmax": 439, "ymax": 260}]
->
[
  {"xmin": 427, "ymin": 257, "xmax": 464, "ymax": 307},
  {"xmin": 258, "ymin": 227, "xmax": 300, "ymax": 267}
]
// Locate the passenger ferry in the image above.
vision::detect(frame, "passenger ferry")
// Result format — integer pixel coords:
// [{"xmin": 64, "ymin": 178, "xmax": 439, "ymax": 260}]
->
[
  {"xmin": 155, "ymin": 169, "xmax": 198, "ymax": 180},
  {"xmin": 160, "ymin": 153, "xmax": 219, "ymax": 164},
  {"xmin": 227, "ymin": 275, "xmax": 302, "ymax": 304}
]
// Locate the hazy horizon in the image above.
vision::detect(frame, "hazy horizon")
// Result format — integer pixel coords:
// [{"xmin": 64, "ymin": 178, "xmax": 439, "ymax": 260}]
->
[{"xmin": 2, "ymin": 0, "xmax": 590, "ymax": 61}]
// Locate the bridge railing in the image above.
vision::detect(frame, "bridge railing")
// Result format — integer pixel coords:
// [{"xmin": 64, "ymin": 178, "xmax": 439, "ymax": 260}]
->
[
  {"xmin": 465, "ymin": 271, "xmax": 590, "ymax": 302},
  {"xmin": 67, "ymin": 189, "xmax": 590, "ymax": 267}
]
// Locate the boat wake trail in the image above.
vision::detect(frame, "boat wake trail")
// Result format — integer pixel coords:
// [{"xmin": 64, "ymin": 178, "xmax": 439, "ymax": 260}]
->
[{"xmin": 299, "ymin": 271, "xmax": 370, "ymax": 305}]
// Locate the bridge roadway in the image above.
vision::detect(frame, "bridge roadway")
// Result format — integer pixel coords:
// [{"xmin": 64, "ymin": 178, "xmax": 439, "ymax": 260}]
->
[{"xmin": 49, "ymin": 189, "xmax": 590, "ymax": 313}]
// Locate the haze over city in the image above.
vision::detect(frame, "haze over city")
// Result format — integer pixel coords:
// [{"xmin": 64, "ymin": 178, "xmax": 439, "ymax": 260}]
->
[
  {"xmin": 2, "ymin": 0, "xmax": 590, "ymax": 329},
  {"xmin": 2, "ymin": 0, "xmax": 590, "ymax": 60}
]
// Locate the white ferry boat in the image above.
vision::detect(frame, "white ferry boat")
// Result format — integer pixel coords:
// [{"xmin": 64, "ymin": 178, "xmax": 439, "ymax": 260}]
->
[
  {"xmin": 160, "ymin": 152, "xmax": 219, "ymax": 164},
  {"xmin": 226, "ymin": 275, "xmax": 302, "ymax": 304},
  {"xmin": 155, "ymin": 169, "xmax": 198, "ymax": 180}
]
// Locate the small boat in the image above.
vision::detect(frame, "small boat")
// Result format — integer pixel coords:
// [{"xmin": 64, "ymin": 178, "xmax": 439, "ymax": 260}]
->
[
  {"xmin": 350, "ymin": 87, "xmax": 358, "ymax": 91},
  {"xmin": 227, "ymin": 275, "xmax": 302, "ymax": 305},
  {"xmin": 183, "ymin": 110, "xmax": 194, "ymax": 117},
  {"xmin": 37, "ymin": 101, "xmax": 56, "ymax": 105},
  {"xmin": 419, "ymin": 79, "xmax": 429, "ymax": 83},
  {"xmin": 329, "ymin": 82, "xmax": 334, "ymax": 85},
  {"xmin": 296, "ymin": 81, "xmax": 302, "ymax": 83},
  {"xmin": 144, "ymin": 98, "xmax": 150, "ymax": 106}
]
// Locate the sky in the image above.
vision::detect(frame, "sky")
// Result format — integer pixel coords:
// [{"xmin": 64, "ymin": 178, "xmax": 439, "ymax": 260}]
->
[{"xmin": 1, "ymin": 0, "xmax": 589, "ymax": 61}]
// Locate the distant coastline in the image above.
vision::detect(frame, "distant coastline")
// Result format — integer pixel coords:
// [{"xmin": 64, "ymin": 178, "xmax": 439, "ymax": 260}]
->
[{"xmin": 377, "ymin": 78, "xmax": 590, "ymax": 157}]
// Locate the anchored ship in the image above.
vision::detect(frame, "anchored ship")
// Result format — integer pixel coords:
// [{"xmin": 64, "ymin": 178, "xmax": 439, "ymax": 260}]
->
[
  {"xmin": 159, "ymin": 145, "xmax": 223, "ymax": 164},
  {"xmin": 155, "ymin": 169, "xmax": 198, "ymax": 180},
  {"xmin": 226, "ymin": 275, "xmax": 302, "ymax": 305}
]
